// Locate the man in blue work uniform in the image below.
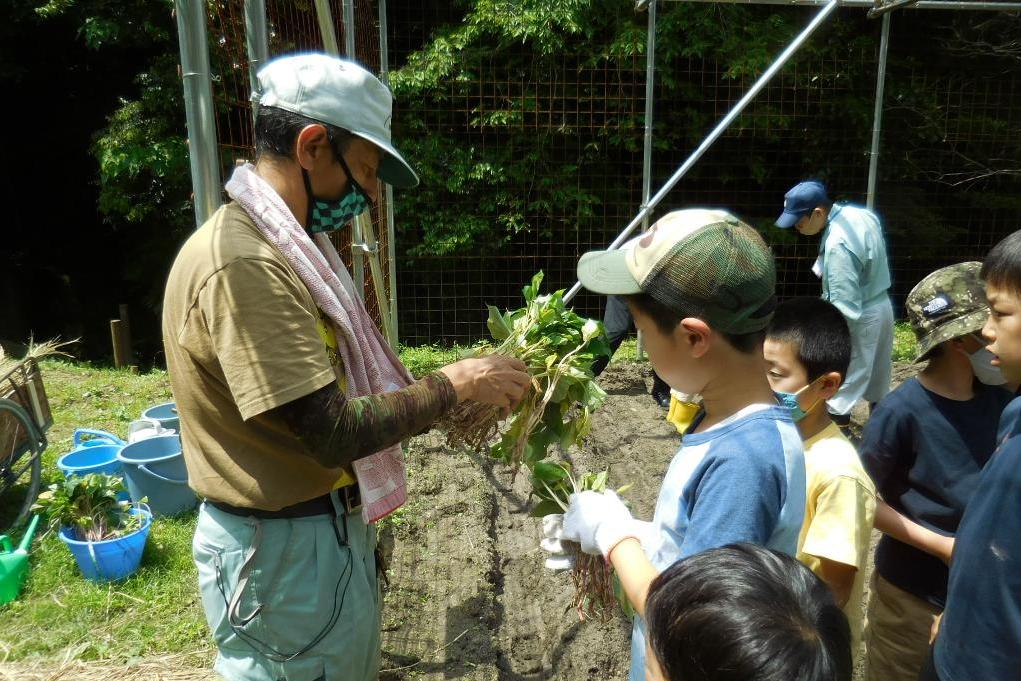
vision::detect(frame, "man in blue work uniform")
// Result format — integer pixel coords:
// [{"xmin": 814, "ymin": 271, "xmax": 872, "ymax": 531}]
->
[{"xmin": 775, "ymin": 180, "xmax": 893, "ymax": 428}]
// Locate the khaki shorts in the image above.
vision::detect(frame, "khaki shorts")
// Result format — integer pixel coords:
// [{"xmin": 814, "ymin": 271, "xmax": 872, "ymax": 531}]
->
[
  {"xmin": 864, "ymin": 574, "xmax": 942, "ymax": 681},
  {"xmin": 193, "ymin": 498, "xmax": 380, "ymax": 681}
]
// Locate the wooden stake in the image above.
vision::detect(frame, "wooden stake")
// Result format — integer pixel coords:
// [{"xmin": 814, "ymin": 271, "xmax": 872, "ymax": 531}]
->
[{"xmin": 111, "ymin": 320, "xmax": 128, "ymax": 369}]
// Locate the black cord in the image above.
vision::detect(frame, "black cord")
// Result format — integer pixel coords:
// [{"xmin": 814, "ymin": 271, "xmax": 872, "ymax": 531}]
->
[{"xmin": 214, "ymin": 513, "xmax": 355, "ymax": 663}]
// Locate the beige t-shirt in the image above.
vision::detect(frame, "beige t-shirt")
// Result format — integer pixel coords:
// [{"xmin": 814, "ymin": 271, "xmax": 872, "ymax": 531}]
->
[{"xmin": 162, "ymin": 202, "xmax": 345, "ymax": 510}]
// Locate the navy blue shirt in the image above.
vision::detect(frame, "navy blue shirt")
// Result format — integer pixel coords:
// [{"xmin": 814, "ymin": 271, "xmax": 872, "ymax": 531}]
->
[
  {"xmin": 934, "ymin": 396, "xmax": 1021, "ymax": 681},
  {"xmin": 861, "ymin": 378, "xmax": 1012, "ymax": 607}
]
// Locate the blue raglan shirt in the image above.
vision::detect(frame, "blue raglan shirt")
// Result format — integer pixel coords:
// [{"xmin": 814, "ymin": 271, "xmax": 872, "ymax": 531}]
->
[{"xmin": 629, "ymin": 404, "xmax": 806, "ymax": 681}]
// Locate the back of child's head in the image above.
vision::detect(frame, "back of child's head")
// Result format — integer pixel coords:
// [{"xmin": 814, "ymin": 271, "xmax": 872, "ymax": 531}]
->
[
  {"xmin": 645, "ymin": 543, "xmax": 852, "ymax": 681},
  {"xmin": 982, "ymin": 229, "xmax": 1021, "ymax": 297},
  {"xmin": 576, "ymin": 209, "xmax": 777, "ymax": 355},
  {"xmin": 766, "ymin": 298, "xmax": 851, "ymax": 382}
]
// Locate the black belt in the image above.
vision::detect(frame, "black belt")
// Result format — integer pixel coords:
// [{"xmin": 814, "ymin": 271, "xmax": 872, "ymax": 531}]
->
[{"xmin": 208, "ymin": 486, "xmax": 361, "ymax": 519}]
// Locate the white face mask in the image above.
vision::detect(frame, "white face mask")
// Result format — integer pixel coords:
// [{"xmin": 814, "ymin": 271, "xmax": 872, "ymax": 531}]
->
[{"xmin": 969, "ymin": 335, "xmax": 1007, "ymax": 386}]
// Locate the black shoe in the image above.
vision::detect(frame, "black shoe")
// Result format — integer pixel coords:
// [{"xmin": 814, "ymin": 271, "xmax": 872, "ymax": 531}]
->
[{"xmin": 652, "ymin": 391, "xmax": 671, "ymax": 409}]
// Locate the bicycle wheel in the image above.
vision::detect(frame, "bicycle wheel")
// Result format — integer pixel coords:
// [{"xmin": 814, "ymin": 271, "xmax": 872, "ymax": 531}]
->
[{"xmin": 0, "ymin": 399, "xmax": 44, "ymax": 532}]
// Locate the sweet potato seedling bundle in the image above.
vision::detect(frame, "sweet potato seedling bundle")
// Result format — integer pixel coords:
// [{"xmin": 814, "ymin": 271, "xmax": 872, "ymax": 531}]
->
[{"xmin": 442, "ymin": 271, "xmax": 626, "ymax": 620}]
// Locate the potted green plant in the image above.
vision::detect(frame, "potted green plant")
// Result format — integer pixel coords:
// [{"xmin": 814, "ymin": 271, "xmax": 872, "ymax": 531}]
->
[{"xmin": 32, "ymin": 473, "xmax": 151, "ymax": 581}]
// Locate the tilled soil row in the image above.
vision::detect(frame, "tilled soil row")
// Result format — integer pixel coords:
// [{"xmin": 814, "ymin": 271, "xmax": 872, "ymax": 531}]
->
[{"xmin": 381, "ymin": 362, "xmax": 679, "ymax": 680}]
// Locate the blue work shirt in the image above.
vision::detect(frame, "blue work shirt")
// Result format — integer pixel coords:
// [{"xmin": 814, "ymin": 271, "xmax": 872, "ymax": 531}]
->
[
  {"xmin": 629, "ymin": 404, "xmax": 806, "ymax": 681},
  {"xmin": 933, "ymin": 396, "xmax": 1021, "ymax": 680},
  {"xmin": 816, "ymin": 203, "xmax": 891, "ymax": 322}
]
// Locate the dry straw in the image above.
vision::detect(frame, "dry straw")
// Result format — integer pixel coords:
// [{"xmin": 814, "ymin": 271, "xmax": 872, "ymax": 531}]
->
[{"xmin": 0, "ymin": 652, "xmax": 217, "ymax": 680}]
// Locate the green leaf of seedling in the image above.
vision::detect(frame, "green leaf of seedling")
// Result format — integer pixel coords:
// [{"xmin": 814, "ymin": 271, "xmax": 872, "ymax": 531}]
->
[
  {"xmin": 558, "ymin": 418, "xmax": 580, "ymax": 450},
  {"xmin": 522, "ymin": 271, "xmax": 544, "ymax": 303},
  {"xmin": 575, "ymin": 409, "xmax": 592, "ymax": 439},
  {"xmin": 487, "ymin": 305, "xmax": 513, "ymax": 340},
  {"xmin": 529, "ymin": 499, "xmax": 565, "ymax": 518},
  {"xmin": 581, "ymin": 318, "xmax": 602, "ymax": 343},
  {"xmin": 532, "ymin": 461, "xmax": 570, "ymax": 482},
  {"xmin": 585, "ymin": 336, "xmax": 613, "ymax": 360},
  {"xmin": 582, "ymin": 470, "xmax": 609, "ymax": 493},
  {"xmin": 523, "ymin": 427, "xmax": 556, "ymax": 466},
  {"xmin": 582, "ymin": 381, "xmax": 608, "ymax": 411}
]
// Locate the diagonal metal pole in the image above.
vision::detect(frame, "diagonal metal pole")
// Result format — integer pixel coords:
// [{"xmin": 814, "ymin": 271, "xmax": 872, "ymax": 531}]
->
[{"xmin": 564, "ymin": 0, "xmax": 840, "ymax": 304}]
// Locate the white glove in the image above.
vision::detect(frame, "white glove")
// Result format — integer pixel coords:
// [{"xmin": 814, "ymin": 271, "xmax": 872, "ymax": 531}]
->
[
  {"xmin": 562, "ymin": 490, "xmax": 639, "ymax": 557},
  {"xmin": 539, "ymin": 513, "xmax": 575, "ymax": 571}
]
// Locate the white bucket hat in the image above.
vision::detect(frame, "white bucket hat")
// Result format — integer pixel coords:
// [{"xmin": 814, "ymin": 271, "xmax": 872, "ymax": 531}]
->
[{"xmin": 255, "ymin": 53, "xmax": 419, "ymax": 188}]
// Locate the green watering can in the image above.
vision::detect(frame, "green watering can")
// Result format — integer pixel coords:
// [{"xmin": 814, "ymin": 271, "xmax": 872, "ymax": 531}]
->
[{"xmin": 0, "ymin": 514, "xmax": 41, "ymax": 605}]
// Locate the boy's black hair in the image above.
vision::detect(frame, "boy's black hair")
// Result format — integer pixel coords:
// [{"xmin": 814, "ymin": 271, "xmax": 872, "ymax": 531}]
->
[
  {"xmin": 645, "ymin": 543, "xmax": 852, "ymax": 681},
  {"xmin": 767, "ymin": 297, "xmax": 851, "ymax": 383},
  {"xmin": 254, "ymin": 105, "xmax": 355, "ymax": 160},
  {"xmin": 981, "ymin": 229, "xmax": 1021, "ymax": 297},
  {"xmin": 626, "ymin": 293, "xmax": 765, "ymax": 355}
]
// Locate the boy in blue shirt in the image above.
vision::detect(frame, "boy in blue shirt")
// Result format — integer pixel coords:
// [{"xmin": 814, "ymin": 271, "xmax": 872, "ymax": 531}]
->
[
  {"xmin": 542, "ymin": 209, "xmax": 806, "ymax": 681},
  {"xmin": 860, "ymin": 262, "xmax": 1012, "ymax": 681},
  {"xmin": 923, "ymin": 232, "xmax": 1021, "ymax": 680}
]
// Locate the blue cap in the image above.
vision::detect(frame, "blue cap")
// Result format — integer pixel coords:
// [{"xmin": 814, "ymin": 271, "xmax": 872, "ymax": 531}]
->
[{"xmin": 775, "ymin": 181, "xmax": 829, "ymax": 229}]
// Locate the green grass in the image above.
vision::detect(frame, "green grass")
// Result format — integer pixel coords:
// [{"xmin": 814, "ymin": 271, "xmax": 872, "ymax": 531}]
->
[
  {"xmin": 893, "ymin": 321, "xmax": 919, "ymax": 363},
  {"xmin": 0, "ymin": 359, "xmax": 209, "ymax": 663}
]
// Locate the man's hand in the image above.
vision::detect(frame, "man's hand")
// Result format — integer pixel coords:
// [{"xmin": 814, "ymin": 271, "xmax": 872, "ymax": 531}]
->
[
  {"xmin": 439, "ymin": 355, "xmax": 530, "ymax": 409},
  {"xmin": 562, "ymin": 490, "xmax": 638, "ymax": 557}
]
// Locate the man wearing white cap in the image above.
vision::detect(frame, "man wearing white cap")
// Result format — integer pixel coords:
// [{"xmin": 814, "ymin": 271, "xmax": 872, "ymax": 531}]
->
[
  {"xmin": 775, "ymin": 180, "xmax": 894, "ymax": 429},
  {"xmin": 162, "ymin": 54, "xmax": 529, "ymax": 680}
]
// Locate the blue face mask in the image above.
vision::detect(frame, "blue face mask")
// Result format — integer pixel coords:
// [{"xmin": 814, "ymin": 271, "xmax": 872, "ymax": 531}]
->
[
  {"xmin": 775, "ymin": 378, "xmax": 824, "ymax": 423},
  {"xmin": 302, "ymin": 153, "xmax": 373, "ymax": 234}
]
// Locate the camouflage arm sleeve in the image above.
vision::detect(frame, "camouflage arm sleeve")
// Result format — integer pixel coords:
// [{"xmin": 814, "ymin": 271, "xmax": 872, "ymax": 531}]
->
[{"xmin": 273, "ymin": 372, "xmax": 457, "ymax": 469}]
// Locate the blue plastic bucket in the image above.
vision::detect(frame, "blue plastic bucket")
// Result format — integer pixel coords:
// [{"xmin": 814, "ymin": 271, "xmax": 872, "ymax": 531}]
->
[
  {"xmin": 59, "ymin": 506, "xmax": 151, "ymax": 581},
  {"xmin": 116, "ymin": 435, "xmax": 197, "ymax": 516},
  {"xmin": 73, "ymin": 428, "xmax": 125, "ymax": 448},
  {"xmin": 57, "ymin": 444, "xmax": 123, "ymax": 479},
  {"xmin": 142, "ymin": 402, "xmax": 179, "ymax": 433}
]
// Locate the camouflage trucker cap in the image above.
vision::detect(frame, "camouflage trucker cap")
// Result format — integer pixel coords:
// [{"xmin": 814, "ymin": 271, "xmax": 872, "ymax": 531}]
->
[
  {"xmin": 906, "ymin": 261, "xmax": 988, "ymax": 363},
  {"xmin": 576, "ymin": 209, "xmax": 776, "ymax": 334}
]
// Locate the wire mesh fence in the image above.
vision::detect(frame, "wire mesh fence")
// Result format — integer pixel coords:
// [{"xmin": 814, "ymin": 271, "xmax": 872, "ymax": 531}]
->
[
  {"xmin": 203, "ymin": 2, "xmax": 1021, "ymax": 346},
  {"xmin": 206, "ymin": 0, "xmax": 394, "ymax": 334}
]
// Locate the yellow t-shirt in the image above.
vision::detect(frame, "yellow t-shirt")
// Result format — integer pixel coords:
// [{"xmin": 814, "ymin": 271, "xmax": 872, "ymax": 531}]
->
[
  {"xmin": 163, "ymin": 202, "xmax": 354, "ymax": 509},
  {"xmin": 796, "ymin": 422, "xmax": 877, "ymax": 651}
]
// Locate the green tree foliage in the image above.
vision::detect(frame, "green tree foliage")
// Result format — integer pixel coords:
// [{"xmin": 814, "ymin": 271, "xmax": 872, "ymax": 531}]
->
[
  {"xmin": 36, "ymin": 0, "xmax": 191, "ymax": 308},
  {"xmin": 388, "ymin": 1, "xmax": 879, "ymax": 257}
]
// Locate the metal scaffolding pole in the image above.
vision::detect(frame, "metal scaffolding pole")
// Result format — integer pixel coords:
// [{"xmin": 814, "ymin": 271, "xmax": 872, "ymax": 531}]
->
[
  {"xmin": 342, "ymin": 0, "xmax": 357, "ymax": 58},
  {"xmin": 243, "ymin": 0, "xmax": 269, "ymax": 113},
  {"xmin": 339, "ymin": 0, "xmax": 365, "ymax": 294},
  {"xmin": 866, "ymin": 12, "xmax": 891, "ymax": 209},
  {"xmin": 174, "ymin": 0, "xmax": 222, "ymax": 228},
  {"xmin": 636, "ymin": 0, "xmax": 658, "ymax": 361},
  {"xmin": 379, "ymin": 0, "xmax": 400, "ymax": 345},
  {"xmin": 640, "ymin": 0, "xmax": 657, "ymax": 232},
  {"xmin": 564, "ymin": 0, "xmax": 840, "ymax": 304}
]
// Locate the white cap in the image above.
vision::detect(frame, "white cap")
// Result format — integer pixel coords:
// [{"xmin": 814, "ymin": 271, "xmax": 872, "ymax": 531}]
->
[{"xmin": 256, "ymin": 53, "xmax": 419, "ymax": 188}]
